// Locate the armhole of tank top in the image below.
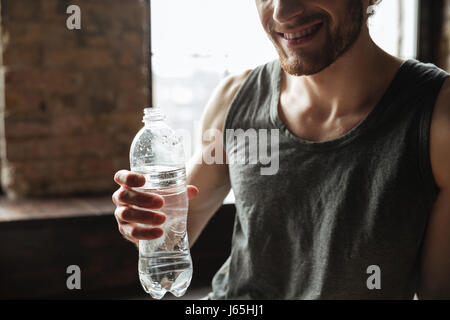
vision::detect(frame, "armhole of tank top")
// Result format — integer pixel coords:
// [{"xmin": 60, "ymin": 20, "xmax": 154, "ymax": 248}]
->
[
  {"xmin": 222, "ymin": 67, "xmax": 261, "ymax": 149},
  {"xmin": 418, "ymin": 73, "xmax": 449, "ymax": 200}
]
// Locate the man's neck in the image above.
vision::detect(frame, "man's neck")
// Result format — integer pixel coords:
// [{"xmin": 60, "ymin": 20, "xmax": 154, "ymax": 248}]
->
[{"xmin": 281, "ymin": 28, "xmax": 404, "ymax": 122}]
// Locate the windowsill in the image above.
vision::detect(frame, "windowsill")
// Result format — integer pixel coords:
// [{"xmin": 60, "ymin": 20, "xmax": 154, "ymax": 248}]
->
[{"xmin": 0, "ymin": 195, "xmax": 115, "ymax": 223}]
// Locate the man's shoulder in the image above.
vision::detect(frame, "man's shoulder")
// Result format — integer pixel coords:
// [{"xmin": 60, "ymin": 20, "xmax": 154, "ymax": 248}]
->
[
  {"xmin": 437, "ymin": 75, "xmax": 450, "ymax": 99},
  {"xmin": 432, "ymin": 75, "xmax": 450, "ymax": 126},
  {"xmin": 213, "ymin": 59, "xmax": 279, "ymax": 102},
  {"xmin": 219, "ymin": 69, "xmax": 254, "ymax": 100},
  {"xmin": 430, "ymin": 76, "xmax": 450, "ymax": 190},
  {"xmin": 199, "ymin": 69, "xmax": 253, "ymax": 134},
  {"xmin": 199, "ymin": 59, "xmax": 279, "ymax": 133}
]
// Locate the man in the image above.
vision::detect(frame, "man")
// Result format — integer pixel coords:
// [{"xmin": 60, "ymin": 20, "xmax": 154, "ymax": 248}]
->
[{"xmin": 112, "ymin": 0, "xmax": 450, "ymax": 299}]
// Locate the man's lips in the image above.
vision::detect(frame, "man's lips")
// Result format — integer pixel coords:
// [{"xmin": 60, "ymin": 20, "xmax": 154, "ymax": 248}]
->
[{"xmin": 275, "ymin": 21, "xmax": 324, "ymax": 36}]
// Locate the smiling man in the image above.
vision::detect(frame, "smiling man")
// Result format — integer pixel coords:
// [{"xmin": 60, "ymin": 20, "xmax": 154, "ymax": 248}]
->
[{"xmin": 113, "ymin": 0, "xmax": 450, "ymax": 299}]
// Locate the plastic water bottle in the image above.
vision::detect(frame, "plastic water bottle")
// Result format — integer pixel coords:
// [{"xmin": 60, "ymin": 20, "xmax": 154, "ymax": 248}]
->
[{"xmin": 129, "ymin": 107, "xmax": 192, "ymax": 299}]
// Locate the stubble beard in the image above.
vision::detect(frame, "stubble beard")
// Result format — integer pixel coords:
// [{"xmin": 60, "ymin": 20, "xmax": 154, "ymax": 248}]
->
[{"xmin": 268, "ymin": 0, "xmax": 364, "ymax": 76}]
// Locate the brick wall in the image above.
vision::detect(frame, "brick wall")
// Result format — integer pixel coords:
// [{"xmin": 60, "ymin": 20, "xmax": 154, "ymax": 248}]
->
[{"xmin": 0, "ymin": 0, "xmax": 149, "ymax": 198}]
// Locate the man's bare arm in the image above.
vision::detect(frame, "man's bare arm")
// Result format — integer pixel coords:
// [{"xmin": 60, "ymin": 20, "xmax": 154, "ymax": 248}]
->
[
  {"xmin": 418, "ymin": 77, "xmax": 450, "ymax": 299},
  {"xmin": 186, "ymin": 69, "xmax": 252, "ymax": 247}
]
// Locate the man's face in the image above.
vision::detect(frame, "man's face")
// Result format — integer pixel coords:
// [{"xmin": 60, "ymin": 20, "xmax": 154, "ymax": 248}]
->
[{"xmin": 256, "ymin": 0, "xmax": 366, "ymax": 76}]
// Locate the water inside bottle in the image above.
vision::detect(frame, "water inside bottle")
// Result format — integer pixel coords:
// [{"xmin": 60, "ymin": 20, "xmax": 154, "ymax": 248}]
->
[{"xmin": 132, "ymin": 166, "xmax": 192, "ymax": 299}]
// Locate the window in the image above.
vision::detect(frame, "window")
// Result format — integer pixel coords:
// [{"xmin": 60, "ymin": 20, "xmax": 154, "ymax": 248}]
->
[
  {"xmin": 150, "ymin": 0, "xmax": 420, "ymax": 204},
  {"xmin": 369, "ymin": 0, "xmax": 419, "ymax": 59},
  {"xmin": 151, "ymin": 0, "xmax": 277, "ymax": 142}
]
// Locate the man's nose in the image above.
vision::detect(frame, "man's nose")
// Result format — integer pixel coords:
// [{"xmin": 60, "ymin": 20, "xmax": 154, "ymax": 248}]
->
[{"xmin": 273, "ymin": 0, "xmax": 305, "ymax": 24}]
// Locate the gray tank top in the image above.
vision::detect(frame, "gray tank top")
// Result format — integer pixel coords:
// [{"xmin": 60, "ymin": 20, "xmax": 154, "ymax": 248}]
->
[{"xmin": 208, "ymin": 59, "xmax": 449, "ymax": 299}]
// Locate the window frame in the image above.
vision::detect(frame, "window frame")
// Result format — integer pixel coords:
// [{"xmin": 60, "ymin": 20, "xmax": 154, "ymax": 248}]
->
[{"xmin": 416, "ymin": 0, "xmax": 445, "ymax": 65}]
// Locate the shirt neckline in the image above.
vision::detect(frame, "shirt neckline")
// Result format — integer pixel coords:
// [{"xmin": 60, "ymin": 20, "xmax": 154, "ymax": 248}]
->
[{"xmin": 269, "ymin": 59, "xmax": 414, "ymax": 152}]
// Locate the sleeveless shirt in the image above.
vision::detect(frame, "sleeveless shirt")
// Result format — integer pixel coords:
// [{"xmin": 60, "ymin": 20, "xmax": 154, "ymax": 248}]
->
[{"xmin": 208, "ymin": 59, "xmax": 449, "ymax": 299}]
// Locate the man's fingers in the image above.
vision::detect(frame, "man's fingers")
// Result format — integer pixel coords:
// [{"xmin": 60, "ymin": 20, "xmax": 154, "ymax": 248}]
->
[
  {"xmin": 114, "ymin": 170, "xmax": 146, "ymax": 188},
  {"xmin": 115, "ymin": 214, "xmax": 164, "ymax": 242},
  {"xmin": 112, "ymin": 178, "xmax": 199, "ymax": 244},
  {"xmin": 115, "ymin": 206, "xmax": 166, "ymax": 225},
  {"xmin": 116, "ymin": 222, "xmax": 137, "ymax": 244},
  {"xmin": 114, "ymin": 187, "xmax": 164, "ymax": 209},
  {"xmin": 119, "ymin": 223, "xmax": 163, "ymax": 241},
  {"xmin": 114, "ymin": 214, "xmax": 137, "ymax": 244},
  {"xmin": 187, "ymin": 185, "xmax": 199, "ymax": 200}
]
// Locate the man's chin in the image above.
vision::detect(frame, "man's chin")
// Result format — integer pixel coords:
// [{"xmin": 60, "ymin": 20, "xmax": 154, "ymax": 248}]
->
[{"xmin": 279, "ymin": 55, "xmax": 333, "ymax": 76}]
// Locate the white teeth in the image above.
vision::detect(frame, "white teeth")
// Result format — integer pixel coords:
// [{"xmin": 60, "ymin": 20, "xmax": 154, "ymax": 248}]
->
[{"xmin": 283, "ymin": 24, "xmax": 321, "ymax": 40}]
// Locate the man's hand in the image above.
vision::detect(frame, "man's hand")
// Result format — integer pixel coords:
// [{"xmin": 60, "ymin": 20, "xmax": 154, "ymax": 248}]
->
[
  {"xmin": 111, "ymin": 70, "xmax": 251, "ymax": 248},
  {"xmin": 112, "ymin": 169, "xmax": 199, "ymax": 245}
]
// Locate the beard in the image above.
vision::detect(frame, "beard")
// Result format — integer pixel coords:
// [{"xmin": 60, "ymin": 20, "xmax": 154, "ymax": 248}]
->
[{"xmin": 267, "ymin": 0, "xmax": 364, "ymax": 76}]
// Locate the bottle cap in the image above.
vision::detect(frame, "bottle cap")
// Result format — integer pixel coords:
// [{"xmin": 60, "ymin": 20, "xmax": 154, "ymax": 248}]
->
[{"xmin": 143, "ymin": 107, "xmax": 166, "ymax": 122}]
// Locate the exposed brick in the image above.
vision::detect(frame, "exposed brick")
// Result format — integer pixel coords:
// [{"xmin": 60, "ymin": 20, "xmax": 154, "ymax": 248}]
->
[
  {"xmin": 5, "ymin": 68, "xmax": 84, "ymax": 95},
  {"xmin": 44, "ymin": 93, "xmax": 89, "ymax": 115},
  {"xmin": 3, "ymin": 22, "xmax": 73, "ymax": 48},
  {"xmin": 39, "ymin": 0, "xmax": 75, "ymax": 22},
  {"xmin": 4, "ymin": 89, "xmax": 46, "ymax": 115},
  {"xmin": 1, "ymin": 0, "xmax": 41, "ymax": 21},
  {"xmin": 79, "ymin": 35, "xmax": 109, "ymax": 48},
  {"xmin": 122, "ymin": 32, "xmax": 144, "ymax": 49},
  {"xmin": 116, "ymin": 67, "xmax": 148, "ymax": 90},
  {"xmin": 82, "ymin": 1, "xmax": 147, "ymax": 31},
  {"xmin": 117, "ymin": 49, "xmax": 144, "ymax": 67},
  {"xmin": 116, "ymin": 88, "xmax": 149, "ymax": 112},
  {"xmin": 80, "ymin": 157, "xmax": 116, "ymax": 178},
  {"xmin": 61, "ymin": 135, "xmax": 118, "ymax": 158},
  {"xmin": 112, "ymin": 156, "xmax": 131, "ymax": 171},
  {"xmin": 98, "ymin": 113, "xmax": 143, "ymax": 136},
  {"xmin": 1, "ymin": 160, "xmax": 118, "ymax": 198},
  {"xmin": 37, "ymin": 159, "xmax": 73, "ymax": 181},
  {"xmin": 3, "ymin": 44, "xmax": 43, "ymax": 68},
  {"xmin": 43, "ymin": 48, "xmax": 115, "ymax": 69},
  {"xmin": 5, "ymin": 138, "xmax": 58, "ymax": 161},
  {"xmin": 0, "ymin": 0, "xmax": 149, "ymax": 198},
  {"xmin": 45, "ymin": 178, "xmax": 116, "ymax": 196},
  {"xmin": 4, "ymin": 118, "xmax": 51, "ymax": 139},
  {"xmin": 50, "ymin": 114, "xmax": 96, "ymax": 136}
]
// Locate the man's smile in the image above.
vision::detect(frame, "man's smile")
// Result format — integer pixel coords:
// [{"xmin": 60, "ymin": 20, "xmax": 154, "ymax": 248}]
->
[
  {"xmin": 275, "ymin": 21, "xmax": 324, "ymax": 47},
  {"xmin": 276, "ymin": 21, "xmax": 324, "ymax": 39}
]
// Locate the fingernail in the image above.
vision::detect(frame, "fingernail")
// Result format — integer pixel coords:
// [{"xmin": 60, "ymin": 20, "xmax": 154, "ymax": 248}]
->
[
  {"xmin": 136, "ymin": 175, "xmax": 146, "ymax": 185},
  {"xmin": 154, "ymin": 213, "xmax": 166, "ymax": 224},
  {"xmin": 114, "ymin": 171, "xmax": 122, "ymax": 181},
  {"xmin": 151, "ymin": 228, "xmax": 163, "ymax": 238},
  {"xmin": 152, "ymin": 196, "xmax": 164, "ymax": 207},
  {"xmin": 130, "ymin": 174, "xmax": 143, "ymax": 186}
]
